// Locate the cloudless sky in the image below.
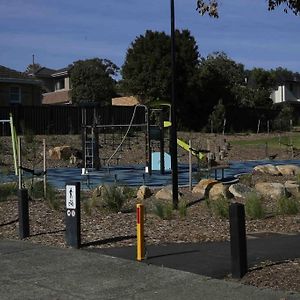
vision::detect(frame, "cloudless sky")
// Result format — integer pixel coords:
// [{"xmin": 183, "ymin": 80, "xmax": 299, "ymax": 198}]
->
[{"xmin": 1, "ymin": 0, "xmax": 299, "ymax": 75}]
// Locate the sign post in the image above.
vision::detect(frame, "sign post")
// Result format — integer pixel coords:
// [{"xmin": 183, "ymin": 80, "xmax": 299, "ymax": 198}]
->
[{"xmin": 65, "ymin": 182, "xmax": 81, "ymax": 248}]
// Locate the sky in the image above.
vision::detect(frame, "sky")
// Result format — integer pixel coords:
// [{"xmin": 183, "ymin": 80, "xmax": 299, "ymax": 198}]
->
[{"xmin": 0, "ymin": 0, "xmax": 300, "ymax": 76}]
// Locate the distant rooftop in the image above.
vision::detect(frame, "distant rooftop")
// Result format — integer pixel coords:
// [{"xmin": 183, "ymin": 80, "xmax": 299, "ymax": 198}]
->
[{"xmin": 0, "ymin": 65, "xmax": 27, "ymax": 79}]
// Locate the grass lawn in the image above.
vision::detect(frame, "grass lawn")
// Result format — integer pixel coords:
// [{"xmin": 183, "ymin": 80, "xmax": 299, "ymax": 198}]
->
[{"xmin": 230, "ymin": 134, "xmax": 300, "ymax": 149}]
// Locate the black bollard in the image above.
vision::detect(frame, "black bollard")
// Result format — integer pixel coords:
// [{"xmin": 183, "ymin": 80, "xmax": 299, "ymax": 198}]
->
[
  {"xmin": 65, "ymin": 182, "xmax": 81, "ymax": 248},
  {"xmin": 229, "ymin": 202, "xmax": 248, "ymax": 278},
  {"xmin": 18, "ymin": 189, "xmax": 30, "ymax": 239}
]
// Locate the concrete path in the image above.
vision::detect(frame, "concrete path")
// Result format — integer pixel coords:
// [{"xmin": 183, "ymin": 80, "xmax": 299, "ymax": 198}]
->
[{"xmin": 1, "ymin": 239, "xmax": 300, "ymax": 300}]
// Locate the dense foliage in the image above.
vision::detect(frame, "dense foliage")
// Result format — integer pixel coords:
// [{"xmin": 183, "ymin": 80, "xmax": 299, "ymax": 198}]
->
[
  {"xmin": 196, "ymin": 0, "xmax": 300, "ymax": 17},
  {"xmin": 70, "ymin": 58, "xmax": 118, "ymax": 105}
]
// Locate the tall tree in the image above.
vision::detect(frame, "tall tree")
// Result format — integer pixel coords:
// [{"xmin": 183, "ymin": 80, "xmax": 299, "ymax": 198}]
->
[
  {"xmin": 24, "ymin": 63, "xmax": 42, "ymax": 74},
  {"xmin": 197, "ymin": 52, "xmax": 245, "ymax": 111},
  {"xmin": 196, "ymin": 0, "xmax": 300, "ymax": 17},
  {"xmin": 70, "ymin": 58, "xmax": 118, "ymax": 105},
  {"xmin": 121, "ymin": 29, "xmax": 200, "ymax": 128}
]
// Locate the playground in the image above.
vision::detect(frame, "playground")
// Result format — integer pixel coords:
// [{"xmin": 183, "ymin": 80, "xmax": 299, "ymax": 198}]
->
[{"xmin": 2, "ymin": 110, "xmax": 300, "ymax": 292}]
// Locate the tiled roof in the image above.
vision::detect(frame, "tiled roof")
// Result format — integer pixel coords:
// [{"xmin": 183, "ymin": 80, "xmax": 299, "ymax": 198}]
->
[
  {"xmin": 0, "ymin": 65, "xmax": 27, "ymax": 79},
  {"xmin": 42, "ymin": 90, "xmax": 71, "ymax": 104},
  {"xmin": 34, "ymin": 67, "xmax": 57, "ymax": 77},
  {"xmin": 112, "ymin": 96, "xmax": 140, "ymax": 106}
]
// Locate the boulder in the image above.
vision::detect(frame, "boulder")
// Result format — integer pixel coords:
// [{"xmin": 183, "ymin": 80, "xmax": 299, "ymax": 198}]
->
[
  {"xmin": 209, "ymin": 183, "xmax": 232, "ymax": 200},
  {"xmin": 229, "ymin": 183, "xmax": 256, "ymax": 200},
  {"xmin": 49, "ymin": 145, "xmax": 72, "ymax": 160},
  {"xmin": 137, "ymin": 185, "xmax": 152, "ymax": 200},
  {"xmin": 192, "ymin": 178, "xmax": 218, "ymax": 197},
  {"xmin": 92, "ymin": 184, "xmax": 105, "ymax": 198},
  {"xmin": 253, "ymin": 164, "xmax": 281, "ymax": 176},
  {"xmin": 255, "ymin": 182, "xmax": 286, "ymax": 199},
  {"xmin": 155, "ymin": 186, "xmax": 181, "ymax": 201},
  {"xmin": 276, "ymin": 164, "xmax": 300, "ymax": 176},
  {"xmin": 284, "ymin": 180, "xmax": 300, "ymax": 196}
]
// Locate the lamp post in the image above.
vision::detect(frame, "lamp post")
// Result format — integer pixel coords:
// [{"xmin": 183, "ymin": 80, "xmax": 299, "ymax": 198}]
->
[{"xmin": 170, "ymin": 0, "xmax": 178, "ymax": 209}]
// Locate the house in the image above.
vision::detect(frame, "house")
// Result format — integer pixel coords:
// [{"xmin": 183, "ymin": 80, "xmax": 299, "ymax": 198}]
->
[
  {"xmin": 271, "ymin": 79, "xmax": 300, "ymax": 104},
  {"xmin": 30, "ymin": 65, "xmax": 72, "ymax": 105},
  {"xmin": 0, "ymin": 65, "xmax": 42, "ymax": 106}
]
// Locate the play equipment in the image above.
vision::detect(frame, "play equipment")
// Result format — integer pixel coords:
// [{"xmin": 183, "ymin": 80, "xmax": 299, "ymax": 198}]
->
[
  {"xmin": 177, "ymin": 138, "xmax": 205, "ymax": 161},
  {"xmin": 0, "ymin": 114, "xmax": 18, "ymax": 175},
  {"xmin": 81, "ymin": 104, "xmax": 151, "ymax": 173}
]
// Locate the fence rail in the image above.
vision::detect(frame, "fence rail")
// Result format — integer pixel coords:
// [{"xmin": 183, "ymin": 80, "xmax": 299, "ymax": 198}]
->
[{"xmin": 0, "ymin": 105, "xmax": 147, "ymax": 136}]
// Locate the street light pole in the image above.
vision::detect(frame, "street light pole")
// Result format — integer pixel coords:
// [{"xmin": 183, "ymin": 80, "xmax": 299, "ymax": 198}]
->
[{"xmin": 170, "ymin": 0, "xmax": 178, "ymax": 209}]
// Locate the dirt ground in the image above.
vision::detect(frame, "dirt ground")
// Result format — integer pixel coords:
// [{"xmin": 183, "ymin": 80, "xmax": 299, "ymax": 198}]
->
[{"xmin": 1, "ymin": 132, "xmax": 300, "ymax": 293}]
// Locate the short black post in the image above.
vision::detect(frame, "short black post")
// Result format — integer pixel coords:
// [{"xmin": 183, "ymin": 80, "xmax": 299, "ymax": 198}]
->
[
  {"xmin": 229, "ymin": 202, "xmax": 248, "ymax": 278},
  {"xmin": 18, "ymin": 189, "xmax": 30, "ymax": 239},
  {"xmin": 65, "ymin": 182, "xmax": 81, "ymax": 248}
]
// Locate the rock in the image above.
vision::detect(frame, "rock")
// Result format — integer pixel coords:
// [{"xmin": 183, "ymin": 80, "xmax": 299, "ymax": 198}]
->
[
  {"xmin": 209, "ymin": 183, "xmax": 232, "ymax": 200},
  {"xmin": 276, "ymin": 165, "xmax": 300, "ymax": 176},
  {"xmin": 255, "ymin": 182, "xmax": 286, "ymax": 199},
  {"xmin": 92, "ymin": 184, "xmax": 105, "ymax": 198},
  {"xmin": 253, "ymin": 164, "xmax": 281, "ymax": 176},
  {"xmin": 49, "ymin": 145, "xmax": 72, "ymax": 160},
  {"xmin": 137, "ymin": 185, "xmax": 152, "ymax": 200},
  {"xmin": 155, "ymin": 186, "xmax": 181, "ymax": 201},
  {"xmin": 229, "ymin": 183, "xmax": 256, "ymax": 200},
  {"xmin": 284, "ymin": 180, "xmax": 300, "ymax": 196},
  {"xmin": 192, "ymin": 178, "xmax": 218, "ymax": 197}
]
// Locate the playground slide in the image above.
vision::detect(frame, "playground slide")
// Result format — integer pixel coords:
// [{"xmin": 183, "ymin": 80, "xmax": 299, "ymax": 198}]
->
[{"xmin": 177, "ymin": 139, "xmax": 205, "ymax": 160}]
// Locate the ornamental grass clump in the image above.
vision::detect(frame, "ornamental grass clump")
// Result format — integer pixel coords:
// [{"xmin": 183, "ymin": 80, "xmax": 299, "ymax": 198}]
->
[
  {"xmin": 277, "ymin": 196, "xmax": 299, "ymax": 215},
  {"xmin": 210, "ymin": 196, "xmax": 230, "ymax": 219},
  {"xmin": 152, "ymin": 201, "xmax": 173, "ymax": 220},
  {"xmin": 29, "ymin": 181, "xmax": 60, "ymax": 210},
  {"xmin": 101, "ymin": 184, "xmax": 131, "ymax": 213},
  {"xmin": 178, "ymin": 199, "xmax": 188, "ymax": 218},
  {"xmin": 0, "ymin": 182, "xmax": 17, "ymax": 202},
  {"xmin": 245, "ymin": 193, "xmax": 265, "ymax": 219}
]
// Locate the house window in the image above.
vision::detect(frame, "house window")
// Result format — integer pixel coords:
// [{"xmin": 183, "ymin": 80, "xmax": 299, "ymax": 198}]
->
[
  {"xmin": 10, "ymin": 87, "xmax": 21, "ymax": 103},
  {"xmin": 55, "ymin": 78, "xmax": 65, "ymax": 91}
]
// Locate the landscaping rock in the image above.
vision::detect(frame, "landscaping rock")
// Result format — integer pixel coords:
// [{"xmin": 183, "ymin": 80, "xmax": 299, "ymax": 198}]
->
[
  {"xmin": 229, "ymin": 183, "xmax": 255, "ymax": 200},
  {"xmin": 137, "ymin": 185, "xmax": 152, "ymax": 200},
  {"xmin": 49, "ymin": 145, "xmax": 72, "ymax": 160},
  {"xmin": 209, "ymin": 183, "xmax": 232, "ymax": 200},
  {"xmin": 276, "ymin": 164, "xmax": 300, "ymax": 176},
  {"xmin": 155, "ymin": 186, "xmax": 181, "ymax": 201},
  {"xmin": 284, "ymin": 180, "xmax": 300, "ymax": 196},
  {"xmin": 253, "ymin": 164, "xmax": 281, "ymax": 176},
  {"xmin": 192, "ymin": 178, "xmax": 218, "ymax": 196},
  {"xmin": 255, "ymin": 182, "xmax": 286, "ymax": 199}
]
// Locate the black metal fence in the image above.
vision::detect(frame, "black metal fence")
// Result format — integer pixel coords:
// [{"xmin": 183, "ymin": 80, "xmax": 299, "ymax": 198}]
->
[{"xmin": 0, "ymin": 105, "xmax": 147, "ymax": 136}]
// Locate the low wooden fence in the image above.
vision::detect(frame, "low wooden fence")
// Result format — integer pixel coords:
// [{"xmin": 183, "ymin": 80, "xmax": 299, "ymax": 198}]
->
[{"xmin": 0, "ymin": 105, "xmax": 147, "ymax": 136}]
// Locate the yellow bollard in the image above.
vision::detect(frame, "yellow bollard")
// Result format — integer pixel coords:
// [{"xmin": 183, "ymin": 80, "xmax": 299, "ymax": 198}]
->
[{"xmin": 136, "ymin": 203, "xmax": 145, "ymax": 261}]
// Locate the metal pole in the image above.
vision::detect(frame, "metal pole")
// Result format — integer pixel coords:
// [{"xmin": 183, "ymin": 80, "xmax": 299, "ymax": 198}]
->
[
  {"xmin": 170, "ymin": 0, "xmax": 178, "ymax": 209},
  {"xmin": 43, "ymin": 139, "xmax": 47, "ymax": 198},
  {"xmin": 189, "ymin": 140, "xmax": 192, "ymax": 191}
]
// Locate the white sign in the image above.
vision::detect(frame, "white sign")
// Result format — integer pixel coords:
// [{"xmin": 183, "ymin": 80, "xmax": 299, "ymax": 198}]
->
[{"xmin": 66, "ymin": 185, "xmax": 76, "ymax": 209}]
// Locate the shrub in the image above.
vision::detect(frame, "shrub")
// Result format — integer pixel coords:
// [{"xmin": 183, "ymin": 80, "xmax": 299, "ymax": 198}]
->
[
  {"xmin": 210, "ymin": 197, "xmax": 230, "ymax": 219},
  {"xmin": 277, "ymin": 196, "xmax": 299, "ymax": 215},
  {"xmin": 152, "ymin": 201, "xmax": 173, "ymax": 220},
  {"xmin": 0, "ymin": 182, "xmax": 17, "ymax": 201},
  {"xmin": 238, "ymin": 174, "xmax": 253, "ymax": 186},
  {"xmin": 245, "ymin": 193, "xmax": 265, "ymax": 219}
]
